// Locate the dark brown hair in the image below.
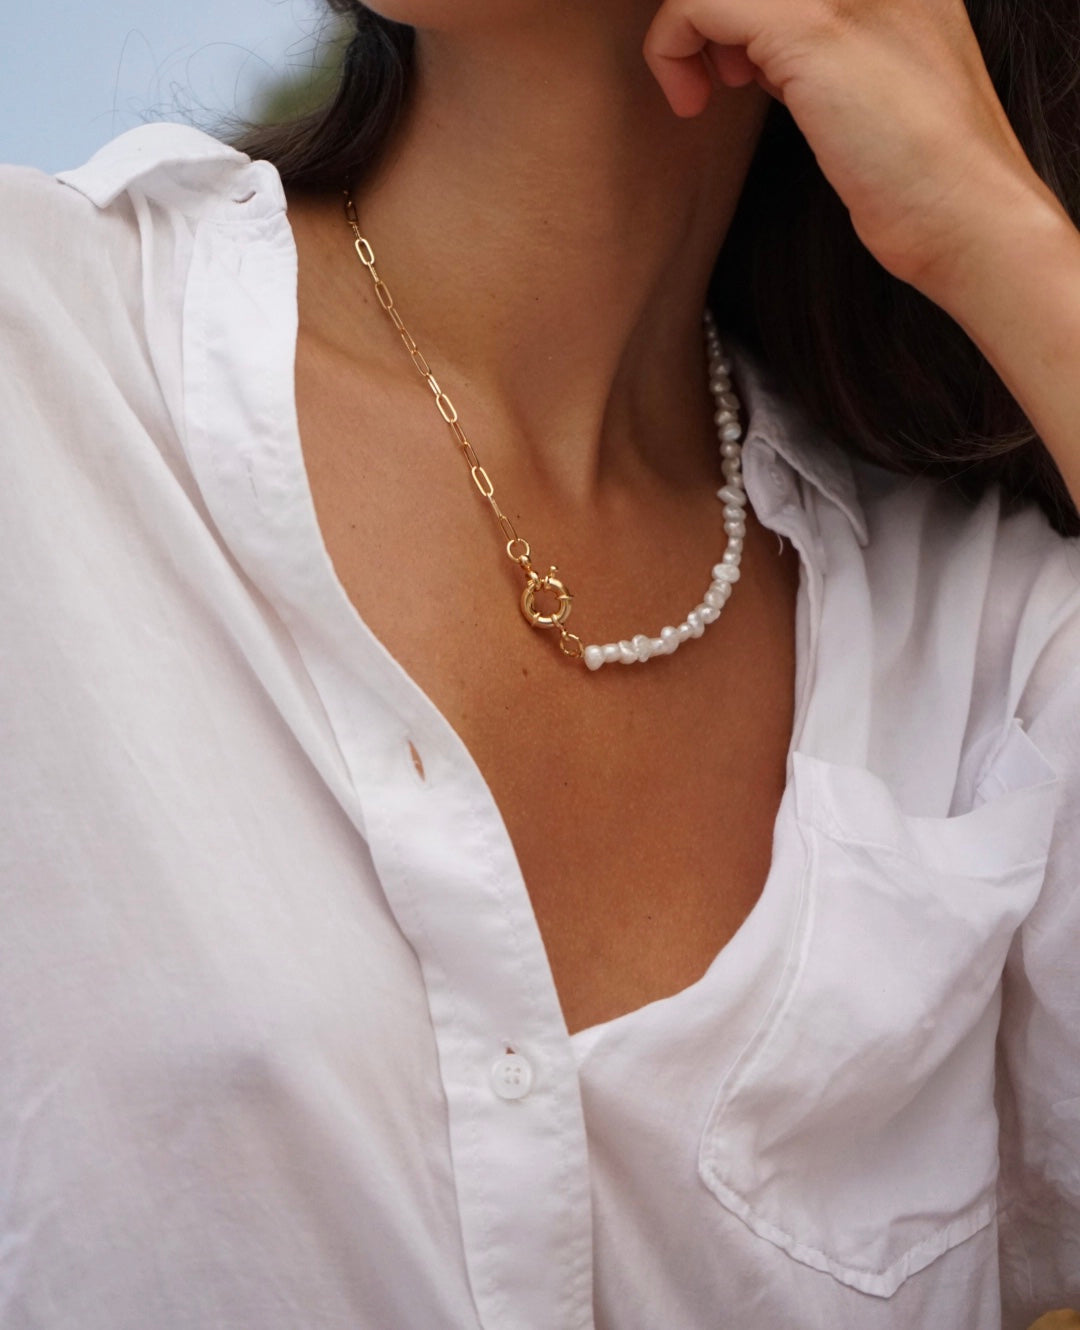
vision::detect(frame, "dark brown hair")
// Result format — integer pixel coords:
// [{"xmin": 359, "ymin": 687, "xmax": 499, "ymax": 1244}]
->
[{"xmin": 234, "ymin": 0, "xmax": 1080, "ymax": 537}]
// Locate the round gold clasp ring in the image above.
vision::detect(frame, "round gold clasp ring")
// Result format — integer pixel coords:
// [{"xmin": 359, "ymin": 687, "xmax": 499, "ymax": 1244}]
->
[{"xmin": 520, "ymin": 568, "xmax": 573, "ymax": 630}]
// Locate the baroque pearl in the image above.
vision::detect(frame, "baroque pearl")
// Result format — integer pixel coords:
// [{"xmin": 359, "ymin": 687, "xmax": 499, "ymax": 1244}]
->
[
  {"xmin": 580, "ymin": 310, "xmax": 748, "ymax": 670},
  {"xmin": 712, "ymin": 563, "xmax": 741, "ymax": 583}
]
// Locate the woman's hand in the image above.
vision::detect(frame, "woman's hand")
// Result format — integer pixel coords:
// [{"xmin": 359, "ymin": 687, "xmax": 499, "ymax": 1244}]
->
[
  {"xmin": 642, "ymin": 0, "xmax": 1060, "ymax": 301},
  {"xmin": 645, "ymin": 0, "xmax": 1080, "ymax": 515}
]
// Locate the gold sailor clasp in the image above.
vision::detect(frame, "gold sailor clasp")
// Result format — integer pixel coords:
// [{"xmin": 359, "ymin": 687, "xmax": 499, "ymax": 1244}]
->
[{"xmin": 520, "ymin": 566, "xmax": 573, "ymax": 629}]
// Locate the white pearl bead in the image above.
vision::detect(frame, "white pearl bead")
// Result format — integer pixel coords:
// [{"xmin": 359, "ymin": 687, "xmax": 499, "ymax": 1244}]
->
[
  {"xmin": 571, "ymin": 315, "xmax": 744, "ymax": 676},
  {"xmin": 712, "ymin": 563, "xmax": 741, "ymax": 583}
]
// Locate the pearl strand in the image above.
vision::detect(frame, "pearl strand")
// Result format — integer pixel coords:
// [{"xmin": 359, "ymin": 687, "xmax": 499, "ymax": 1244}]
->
[{"xmin": 582, "ymin": 312, "xmax": 746, "ymax": 671}]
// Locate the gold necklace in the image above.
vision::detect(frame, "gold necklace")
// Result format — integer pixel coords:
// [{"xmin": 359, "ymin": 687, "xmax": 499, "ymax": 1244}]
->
[{"xmin": 342, "ymin": 185, "xmax": 749, "ymax": 670}]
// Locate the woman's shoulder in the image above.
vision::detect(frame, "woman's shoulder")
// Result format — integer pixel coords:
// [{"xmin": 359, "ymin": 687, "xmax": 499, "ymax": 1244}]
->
[
  {"xmin": 857, "ymin": 448, "xmax": 1080, "ymax": 625},
  {"xmin": 733, "ymin": 337, "xmax": 1079, "ymax": 634},
  {"xmin": 854, "ymin": 449, "xmax": 1080, "ymax": 764},
  {"xmin": 0, "ymin": 158, "xmax": 116, "ymax": 301},
  {"xmin": 0, "ymin": 125, "xmax": 291, "ymax": 535},
  {"xmin": 0, "ymin": 123, "xmax": 284, "ymax": 309}
]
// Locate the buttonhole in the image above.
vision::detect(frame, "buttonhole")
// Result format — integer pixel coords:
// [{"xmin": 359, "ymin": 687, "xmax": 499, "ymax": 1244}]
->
[{"xmin": 407, "ymin": 740, "xmax": 426, "ymax": 781}]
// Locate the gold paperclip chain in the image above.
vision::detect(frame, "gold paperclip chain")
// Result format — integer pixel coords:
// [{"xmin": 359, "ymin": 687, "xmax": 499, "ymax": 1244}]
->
[{"xmin": 342, "ymin": 186, "xmax": 585, "ymax": 662}]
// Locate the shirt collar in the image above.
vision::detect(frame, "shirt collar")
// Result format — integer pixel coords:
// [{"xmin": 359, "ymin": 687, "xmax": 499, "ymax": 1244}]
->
[
  {"xmin": 727, "ymin": 336, "xmax": 870, "ymax": 547},
  {"xmin": 56, "ymin": 121, "xmax": 286, "ymax": 222},
  {"xmin": 57, "ymin": 123, "xmax": 869, "ymax": 549}
]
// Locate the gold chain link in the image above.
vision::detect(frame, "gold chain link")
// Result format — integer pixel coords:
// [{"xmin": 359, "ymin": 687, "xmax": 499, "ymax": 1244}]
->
[{"xmin": 343, "ymin": 185, "xmax": 584, "ymax": 661}]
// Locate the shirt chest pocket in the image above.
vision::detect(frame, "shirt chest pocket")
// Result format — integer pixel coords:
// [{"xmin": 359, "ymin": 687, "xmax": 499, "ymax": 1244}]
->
[{"xmin": 698, "ymin": 719, "xmax": 1062, "ymax": 1298}]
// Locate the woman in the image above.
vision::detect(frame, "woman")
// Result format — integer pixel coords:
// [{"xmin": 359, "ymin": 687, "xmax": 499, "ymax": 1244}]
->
[{"xmin": 1, "ymin": 0, "xmax": 1078, "ymax": 1326}]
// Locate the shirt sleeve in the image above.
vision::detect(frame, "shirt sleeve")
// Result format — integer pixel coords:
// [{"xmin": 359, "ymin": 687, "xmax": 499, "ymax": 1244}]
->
[{"xmin": 997, "ymin": 555, "xmax": 1080, "ymax": 1328}]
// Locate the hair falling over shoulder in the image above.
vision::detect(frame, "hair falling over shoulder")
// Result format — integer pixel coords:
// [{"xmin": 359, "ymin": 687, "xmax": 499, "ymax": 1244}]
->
[{"xmin": 231, "ymin": 0, "xmax": 1080, "ymax": 537}]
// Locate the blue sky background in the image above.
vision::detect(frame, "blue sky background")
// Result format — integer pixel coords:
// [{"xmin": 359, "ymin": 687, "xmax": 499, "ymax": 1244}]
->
[{"xmin": 3, "ymin": 0, "xmax": 329, "ymax": 173}]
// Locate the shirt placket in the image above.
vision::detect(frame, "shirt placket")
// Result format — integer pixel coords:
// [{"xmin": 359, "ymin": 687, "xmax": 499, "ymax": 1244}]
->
[
  {"xmin": 308, "ymin": 673, "xmax": 596, "ymax": 1330},
  {"xmin": 186, "ymin": 203, "xmax": 597, "ymax": 1330}
]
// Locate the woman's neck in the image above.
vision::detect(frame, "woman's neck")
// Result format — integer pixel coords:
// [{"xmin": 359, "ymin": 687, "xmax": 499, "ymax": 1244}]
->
[{"xmin": 299, "ymin": 11, "xmax": 770, "ymax": 500}]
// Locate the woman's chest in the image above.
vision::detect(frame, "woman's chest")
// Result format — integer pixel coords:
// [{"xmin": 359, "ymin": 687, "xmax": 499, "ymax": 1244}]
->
[{"xmin": 294, "ymin": 352, "xmax": 803, "ymax": 1034}]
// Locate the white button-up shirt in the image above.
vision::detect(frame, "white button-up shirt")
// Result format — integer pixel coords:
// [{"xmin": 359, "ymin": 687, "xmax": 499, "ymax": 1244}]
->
[{"xmin": 1, "ymin": 123, "xmax": 1078, "ymax": 1330}]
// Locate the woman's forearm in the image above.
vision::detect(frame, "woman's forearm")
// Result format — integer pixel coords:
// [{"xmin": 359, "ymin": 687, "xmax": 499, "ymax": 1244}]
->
[{"xmin": 919, "ymin": 172, "xmax": 1080, "ymax": 512}]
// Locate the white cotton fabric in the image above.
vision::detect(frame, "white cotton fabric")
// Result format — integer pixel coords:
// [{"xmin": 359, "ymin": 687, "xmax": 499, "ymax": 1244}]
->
[{"xmin": 1, "ymin": 123, "xmax": 1079, "ymax": 1330}]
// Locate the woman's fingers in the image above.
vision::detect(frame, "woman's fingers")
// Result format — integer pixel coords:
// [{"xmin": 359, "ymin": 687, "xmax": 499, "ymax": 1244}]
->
[
  {"xmin": 642, "ymin": 9, "xmax": 716, "ymax": 117},
  {"xmin": 644, "ymin": 0, "xmax": 782, "ymax": 114},
  {"xmin": 705, "ymin": 42, "xmax": 758, "ymax": 89}
]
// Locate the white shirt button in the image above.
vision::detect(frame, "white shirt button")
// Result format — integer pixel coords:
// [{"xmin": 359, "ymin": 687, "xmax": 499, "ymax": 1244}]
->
[{"xmin": 490, "ymin": 1052, "xmax": 533, "ymax": 1101}]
